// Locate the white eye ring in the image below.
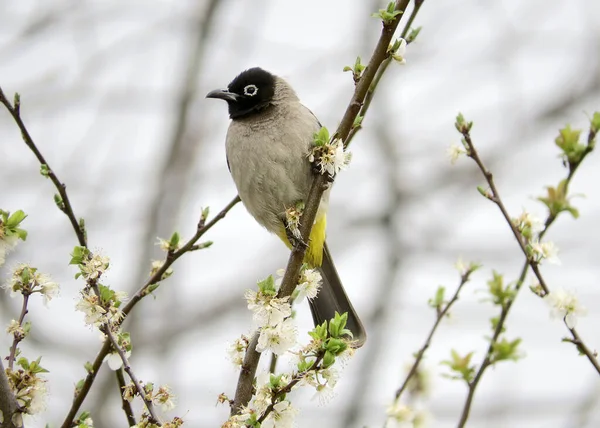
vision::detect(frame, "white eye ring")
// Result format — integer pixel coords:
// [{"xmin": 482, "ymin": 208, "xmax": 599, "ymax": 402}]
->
[{"xmin": 243, "ymin": 84, "xmax": 258, "ymax": 96}]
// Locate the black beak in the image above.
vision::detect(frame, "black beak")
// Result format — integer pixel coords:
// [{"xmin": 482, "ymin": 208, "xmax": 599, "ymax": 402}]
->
[{"xmin": 206, "ymin": 88, "xmax": 240, "ymax": 102}]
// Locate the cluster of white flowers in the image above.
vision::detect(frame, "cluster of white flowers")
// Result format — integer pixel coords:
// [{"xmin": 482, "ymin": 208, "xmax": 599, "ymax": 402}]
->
[
  {"xmin": 80, "ymin": 253, "xmax": 110, "ymax": 281},
  {"xmin": 544, "ymin": 288, "xmax": 587, "ymax": 329},
  {"xmin": 308, "ymin": 138, "xmax": 352, "ymax": 178},
  {"xmin": 227, "ymin": 335, "xmax": 249, "ymax": 367},
  {"xmin": 513, "ymin": 211, "xmax": 545, "ymax": 237},
  {"xmin": 245, "ymin": 282, "xmax": 297, "ymax": 355},
  {"xmin": 385, "ymin": 400, "xmax": 430, "ymax": 428},
  {"xmin": 530, "ymin": 239, "xmax": 560, "ymax": 265},
  {"xmin": 296, "ymin": 268, "xmax": 322, "ymax": 302},
  {"xmin": 75, "ymin": 290, "xmax": 107, "ymax": 326},
  {"xmin": 284, "ymin": 205, "xmax": 303, "ymax": 241},
  {"xmin": 3, "ymin": 264, "xmax": 60, "ymax": 304}
]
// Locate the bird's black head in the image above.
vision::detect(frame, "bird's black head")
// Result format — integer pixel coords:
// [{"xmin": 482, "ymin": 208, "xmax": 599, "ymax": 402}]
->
[{"xmin": 206, "ymin": 67, "xmax": 276, "ymax": 119}]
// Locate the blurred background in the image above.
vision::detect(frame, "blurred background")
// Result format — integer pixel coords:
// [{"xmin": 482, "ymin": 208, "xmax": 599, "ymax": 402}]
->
[{"xmin": 1, "ymin": 0, "xmax": 600, "ymax": 427}]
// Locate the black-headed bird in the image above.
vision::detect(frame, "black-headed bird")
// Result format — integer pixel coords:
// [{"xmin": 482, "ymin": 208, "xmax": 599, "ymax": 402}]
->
[{"xmin": 207, "ymin": 67, "xmax": 366, "ymax": 347}]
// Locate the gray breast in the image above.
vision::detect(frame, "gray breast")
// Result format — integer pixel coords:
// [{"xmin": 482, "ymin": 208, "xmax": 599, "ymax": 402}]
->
[{"xmin": 225, "ymin": 102, "xmax": 324, "ymax": 234}]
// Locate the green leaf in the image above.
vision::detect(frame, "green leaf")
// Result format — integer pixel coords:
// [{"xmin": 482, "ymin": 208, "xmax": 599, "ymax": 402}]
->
[
  {"xmin": 490, "ymin": 337, "xmax": 523, "ymax": 363},
  {"xmin": 407, "ymin": 26, "xmax": 422, "ymax": 43},
  {"xmin": 70, "ymin": 246, "xmax": 88, "ymax": 265},
  {"xmin": 257, "ymin": 275, "xmax": 277, "ymax": 295},
  {"xmin": 555, "ymin": 124, "xmax": 586, "ymax": 167},
  {"xmin": 537, "ymin": 179, "xmax": 579, "ymax": 220},
  {"xmin": 169, "ymin": 231, "xmax": 180, "ymax": 248},
  {"xmin": 6, "ymin": 210, "xmax": 27, "ymax": 228},
  {"xmin": 591, "ymin": 111, "xmax": 600, "ymax": 134},
  {"xmin": 441, "ymin": 349, "xmax": 476, "ymax": 383},
  {"xmin": 322, "ymin": 350, "xmax": 336, "ymax": 368},
  {"xmin": 313, "ymin": 126, "xmax": 330, "ymax": 147},
  {"xmin": 428, "ymin": 286, "xmax": 445, "ymax": 309},
  {"xmin": 486, "ymin": 271, "xmax": 515, "ymax": 307},
  {"xmin": 40, "ymin": 164, "xmax": 50, "ymax": 178},
  {"xmin": 309, "ymin": 321, "xmax": 328, "ymax": 341}
]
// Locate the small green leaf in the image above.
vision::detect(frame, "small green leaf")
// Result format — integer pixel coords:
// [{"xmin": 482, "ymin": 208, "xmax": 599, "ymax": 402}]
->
[
  {"xmin": 441, "ymin": 349, "xmax": 476, "ymax": 383},
  {"xmin": 6, "ymin": 210, "xmax": 27, "ymax": 228},
  {"xmin": 40, "ymin": 164, "xmax": 50, "ymax": 178},
  {"xmin": 428, "ymin": 286, "xmax": 445, "ymax": 309},
  {"xmin": 257, "ymin": 275, "xmax": 277, "ymax": 295}
]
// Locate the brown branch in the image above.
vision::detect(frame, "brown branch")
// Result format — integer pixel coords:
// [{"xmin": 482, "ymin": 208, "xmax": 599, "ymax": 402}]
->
[
  {"xmin": 0, "ymin": 88, "xmax": 87, "ymax": 247},
  {"xmin": 0, "ymin": 359, "xmax": 19, "ymax": 428},
  {"xmin": 230, "ymin": 0, "xmax": 412, "ymax": 415},
  {"xmin": 116, "ymin": 368, "xmax": 136, "ymax": 426},
  {"xmin": 347, "ymin": 0, "xmax": 425, "ymax": 147},
  {"xmin": 104, "ymin": 328, "xmax": 160, "ymax": 423},
  {"xmin": 455, "ymin": 120, "xmax": 599, "ymax": 428},
  {"xmin": 394, "ymin": 269, "xmax": 473, "ymax": 401},
  {"xmin": 256, "ymin": 354, "xmax": 324, "ymax": 424},
  {"xmin": 7, "ymin": 293, "xmax": 30, "ymax": 370},
  {"xmin": 61, "ymin": 196, "xmax": 239, "ymax": 428}
]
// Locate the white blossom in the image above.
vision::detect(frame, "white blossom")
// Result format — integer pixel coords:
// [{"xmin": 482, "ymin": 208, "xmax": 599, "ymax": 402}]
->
[
  {"xmin": 544, "ymin": 288, "xmax": 587, "ymax": 329},
  {"xmin": 257, "ymin": 318, "xmax": 297, "ymax": 355},
  {"xmin": 296, "ymin": 268, "xmax": 322, "ymax": 302},
  {"xmin": 391, "ymin": 38, "xmax": 407, "ymax": 64},
  {"xmin": 386, "ymin": 401, "xmax": 415, "ymax": 428},
  {"xmin": 309, "ymin": 139, "xmax": 351, "ymax": 177},
  {"xmin": 245, "ymin": 289, "xmax": 292, "ymax": 328},
  {"xmin": 104, "ymin": 350, "xmax": 131, "ymax": 371},
  {"xmin": 530, "ymin": 240, "xmax": 560, "ymax": 265},
  {"xmin": 0, "ymin": 234, "xmax": 18, "ymax": 267},
  {"xmin": 514, "ymin": 211, "xmax": 544, "ymax": 236},
  {"xmin": 252, "ymin": 372, "xmax": 273, "ymax": 414},
  {"xmin": 261, "ymin": 401, "xmax": 297, "ymax": 428},
  {"xmin": 446, "ymin": 143, "xmax": 466, "ymax": 164},
  {"xmin": 38, "ymin": 273, "xmax": 60, "ymax": 305},
  {"xmin": 81, "ymin": 253, "xmax": 110, "ymax": 280},
  {"xmin": 227, "ymin": 336, "xmax": 249, "ymax": 367},
  {"xmin": 75, "ymin": 290, "xmax": 107, "ymax": 326},
  {"xmin": 153, "ymin": 385, "xmax": 176, "ymax": 412}
]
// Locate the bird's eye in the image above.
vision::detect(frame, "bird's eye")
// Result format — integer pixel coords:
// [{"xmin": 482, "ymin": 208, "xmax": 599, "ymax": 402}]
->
[{"xmin": 243, "ymin": 84, "xmax": 258, "ymax": 96}]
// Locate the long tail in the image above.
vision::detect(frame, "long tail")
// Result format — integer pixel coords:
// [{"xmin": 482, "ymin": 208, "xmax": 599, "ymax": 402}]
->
[{"xmin": 309, "ymin": 242, "xmax": 367, "ymax": 348}]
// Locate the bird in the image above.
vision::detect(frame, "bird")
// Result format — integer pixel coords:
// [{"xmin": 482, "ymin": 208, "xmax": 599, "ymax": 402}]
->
[{"xmin": 206, "ymin": 67, "xmax": 366, "ymax": 347}]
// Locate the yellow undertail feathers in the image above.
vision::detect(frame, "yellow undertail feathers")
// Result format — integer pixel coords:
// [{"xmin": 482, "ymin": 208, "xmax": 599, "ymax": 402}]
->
[{"xmin": 277, "ymin": 214, "xmax": 327, "ymax": 267}]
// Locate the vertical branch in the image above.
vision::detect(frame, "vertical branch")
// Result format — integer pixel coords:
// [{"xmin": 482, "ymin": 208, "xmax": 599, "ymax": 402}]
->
[{"xmin": 230, "ymin": 0, "xmax": 412, "ymax": 415}]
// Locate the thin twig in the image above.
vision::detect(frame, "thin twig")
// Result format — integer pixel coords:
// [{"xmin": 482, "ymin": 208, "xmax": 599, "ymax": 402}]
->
[
  {"xmin": 456, "ymin": 122, "xmax": 598, "ymax": 428},
  {"xmin": 394, "ymin": 269, "xmax": 473, "ymax": 401},
  {"xmin": 116, "ymin": 368, "xmax": 137, "ymax": 426},
  {"xmin": 0, "ymin": 81, "xmax": 242, "ymax": 426},
  {"xmin": 230, "ymin": 0, "xmax": 412, "ymax": 414},
  {"xmin": 256, "ymin": 354, "xmax": 324, "ymax": 424},
  {"xmin": 104, "ymin": 328, "xmax": 160, "ymax": 422},
  {"xmin": 61, "ymin": 196, "xmax": 239, "ymax": 427},
  {"xmin": 347, "ymin": 0, "xmax": 425, "ymax": 147},
  {"xmin": 7, "ymin": 293, "xmax": 30, "ymax": 370},
  {"xmin": 0, "ymin": 88, "xmax": 86, "ymax": 247}
]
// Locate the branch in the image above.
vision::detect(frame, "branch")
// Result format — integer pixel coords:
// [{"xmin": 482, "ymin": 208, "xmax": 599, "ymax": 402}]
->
[
  {"xmin": 104, "ymin": 328, "xmax": 160, "ymax": 423},
  {"xmin": 7, "ymin": 293, "xmax": 30, "ymax": 370},
  {"xmin": 115, "ymin": 368, "xmax": 136, "ymax": 427},
  {"xmin": 347, "ymin": 0, "xmax": 424, "ymax": 147},
  {"xmin": 394, "ymin": 269, "xmax": 473, "ymax": 401},
  {"xmin": 61, "ymin": 196, "xmax": 239, "ymax": 427},
  {"xmin": 0, "ymin": 88, "xmax": 87, "ymax": 247},
  {"xmin": 455, "ymin": 118, "xmax": 599, "ymax": 427},
  {"xmin": 231, "ymin": 0, "xmax": 412, "ymax": 415},
  {"xmin": 0, "ymin": 359, "xmax": 19, "ymax": 428}
]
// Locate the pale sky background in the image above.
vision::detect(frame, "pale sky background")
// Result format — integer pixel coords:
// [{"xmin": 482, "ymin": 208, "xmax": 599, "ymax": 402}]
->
[{"xmin": 1, "ymin": 1, "xmax": 600, "ymax": 427}]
